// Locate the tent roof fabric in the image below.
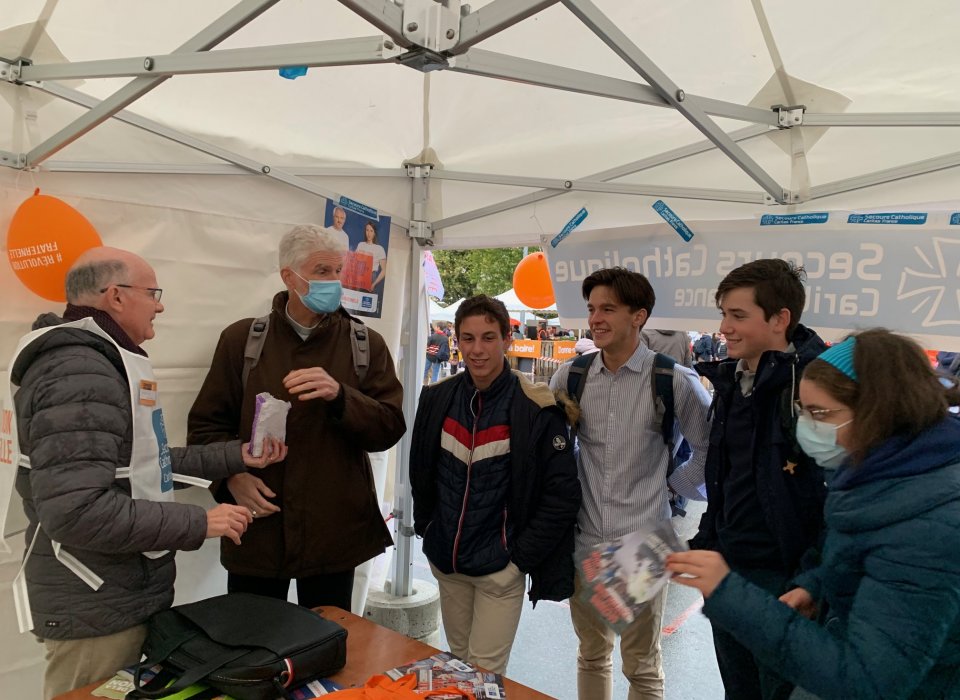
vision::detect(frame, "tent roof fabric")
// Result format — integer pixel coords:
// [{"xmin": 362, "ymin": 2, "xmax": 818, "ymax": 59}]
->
[{"xmin": 3, "ymin": 0, "xmax": 960, "ymax": 249}]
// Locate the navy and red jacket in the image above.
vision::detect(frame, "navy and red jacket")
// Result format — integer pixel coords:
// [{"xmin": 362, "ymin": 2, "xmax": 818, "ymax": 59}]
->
[{"xmin": 410, "ymin": 362, "xmax": 582, "ymax": 604}]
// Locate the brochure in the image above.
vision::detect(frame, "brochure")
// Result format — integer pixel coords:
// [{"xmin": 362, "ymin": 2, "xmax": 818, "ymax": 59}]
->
[
  {"xmin": 385, "ymin": 651, "xmax": 506, "ymax": 699},
  {"xmin": 576, "ymin": 521, "xmax": 686, "ymax": 633}
]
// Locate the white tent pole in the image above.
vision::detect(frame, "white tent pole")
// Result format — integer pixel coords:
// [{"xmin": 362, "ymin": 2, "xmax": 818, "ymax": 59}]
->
[
  {"xmin": 391, "ymin": 166, "xmax": 433, "ymax": 598},
  {"xmin": 390, "ymin": 238, "xmax": 423, "ymax": 599},
  {"xmin": 18, "ymin": 37, "xmax": 398, "ymax": 82},
  {"xmin": 809, "ymin": 150, "xmax": 960, "ymax": 201},
  {"xmin": 562, "ymin": 0, "xmax": 788, "ymax": 204},
  {"xmin": 23, "ymin": 0, "xmax": 282, "ymax": 166},
  {"xmin": 450, "ymin": 49, "xmax": 777, "ymax": 127},
  {"xmin": 432, "ymin": 124, "xmax": 770, "ymax": 231},
  {"xmin": 803, "ymin": 113, "xmax": 960, "ymax": 127},
  {"xmin": 431, "ymin": 169, "xmax": 763, "ymax": 204},
  {"xmin": 337, "ymin": 0, "xmax": 413, "ymax": 49},
  {"xmin": 452, "ymin": 0, "xmax": 560, "ymax": 55},
  {"xmin": 31, "ymin": 81, "xmax": 413, "ymax": 228},
  {"xmin": 41, "ymin": 162, "xmax": 408, "ymax": 178}
]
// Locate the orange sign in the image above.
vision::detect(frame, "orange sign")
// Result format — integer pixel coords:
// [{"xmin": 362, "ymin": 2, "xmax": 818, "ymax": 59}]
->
[
  {"xmin": 342, "ymin": 250, "xmax": 373, "ymax": 291},
  {"xmin": 507, "ymin": 340, "xmax": 542, "ymax": 358},
  {"xmin": 553, "ymin": 341, "xmax": 578, "ymax": 358},
  {"xmin": 7, "ymin": 190, "xmax": 102, "ymax": 302}
]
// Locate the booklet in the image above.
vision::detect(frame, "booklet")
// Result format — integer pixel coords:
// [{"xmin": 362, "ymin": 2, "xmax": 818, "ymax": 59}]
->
[
  {"xmin": 385, "ymin": 651, "xmax": 506, "ymax": 699},
  {"xmin": 576, "ymin": 521, "xmax": 686, "ymax": 633}
]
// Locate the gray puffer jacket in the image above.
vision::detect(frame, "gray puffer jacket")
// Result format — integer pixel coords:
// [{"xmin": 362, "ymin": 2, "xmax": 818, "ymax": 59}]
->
[{"xmin": 11, "ymin": 312, "xmax": 246, "ymax": 640}]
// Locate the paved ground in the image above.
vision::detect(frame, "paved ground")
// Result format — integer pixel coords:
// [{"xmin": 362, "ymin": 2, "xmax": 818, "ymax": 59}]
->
[{"xmin": 410, "ymin": 500, "xmax": 724, "ymax": 699}]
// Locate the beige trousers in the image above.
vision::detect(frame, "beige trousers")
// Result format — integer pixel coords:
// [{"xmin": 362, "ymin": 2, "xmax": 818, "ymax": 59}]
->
[
  {"xmin": 43, "ymin": 624, "xmax": 147, "ymax": 700},
  {"xmin": 570, "ymin": 574, "xmax": 668, "ymax": 700},
  {"xmin": 430, "ymin": 561, "xmax": 526, "ymax": 675}
]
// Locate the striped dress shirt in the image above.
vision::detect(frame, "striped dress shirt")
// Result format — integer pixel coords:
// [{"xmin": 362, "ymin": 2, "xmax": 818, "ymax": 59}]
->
[{"xmin": 551, "ymin": 342, "xmax": 712, "ymax": 549}]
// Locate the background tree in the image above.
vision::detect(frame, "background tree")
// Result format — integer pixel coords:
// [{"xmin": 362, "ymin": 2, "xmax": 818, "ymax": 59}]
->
[{"xmin": 432, "ymin": 247, "xmax": 525, "ymax": 302}]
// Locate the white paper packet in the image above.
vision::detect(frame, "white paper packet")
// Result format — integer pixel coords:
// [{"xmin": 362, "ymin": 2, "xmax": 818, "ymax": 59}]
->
[{"xmin": 248, "ymin": 392, "xmax": 291, "ymax": 457}]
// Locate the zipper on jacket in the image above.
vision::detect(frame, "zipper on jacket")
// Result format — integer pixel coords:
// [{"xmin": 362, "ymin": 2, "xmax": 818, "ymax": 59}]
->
[
  {"xmin": 452, "ymin": 390, "xmax": 481, "ymax": 573},
  {"xmin": 501, "ymin": 506, "xmax": 509, "ymax": 550}
]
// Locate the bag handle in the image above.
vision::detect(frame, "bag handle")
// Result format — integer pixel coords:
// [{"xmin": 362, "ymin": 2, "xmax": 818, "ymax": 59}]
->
[{"xmin": 129, "ymin": 647, "xmax": 250, "ymax": 698}]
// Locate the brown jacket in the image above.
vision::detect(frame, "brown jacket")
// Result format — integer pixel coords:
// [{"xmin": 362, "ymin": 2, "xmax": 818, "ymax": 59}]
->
[{"xmin": 187, "ymin": 292, "xmax": 405, "ymax": 577}]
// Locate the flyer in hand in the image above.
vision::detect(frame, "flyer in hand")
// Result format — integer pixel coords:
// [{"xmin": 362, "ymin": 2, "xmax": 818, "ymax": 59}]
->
[
  {"xmin": 576, "ymin": 521, "xmax": 686, "ymax": 633},
  {"xmin": 385, "ymin": 652, "xmax": 506, "ymax": 699}
]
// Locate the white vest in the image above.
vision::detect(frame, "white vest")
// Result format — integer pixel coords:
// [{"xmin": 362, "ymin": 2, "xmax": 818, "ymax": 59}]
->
[{"xmin": 5, "ymin": 317, "xmax": 206, "ymax": 632}]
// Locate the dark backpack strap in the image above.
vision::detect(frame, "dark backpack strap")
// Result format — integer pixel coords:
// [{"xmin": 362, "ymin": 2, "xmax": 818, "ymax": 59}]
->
[
  {"xmin": 349, "ymin": 319, "xmax": 369, "ymax": 384},
  {"xmin": 651, "ymin": 353, "xmax": 677, "ymax": 456},
  {"xmin": 567, "ymin": 351, "xmax": 599, "ymax": 404},
  {"xmin": 652, "ymin": 353, "xmax": 690, "ymax": 517},
  {"xmin": 566, "ymin": 352, "xmax": 599, "ymax": 440},
  {"xmin": 241, "ymin": 315, "xmax": 270, "ymax": 391}
]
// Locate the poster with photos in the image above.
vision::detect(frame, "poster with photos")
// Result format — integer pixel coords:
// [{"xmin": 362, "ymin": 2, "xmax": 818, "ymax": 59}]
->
[{"xmin": 324, "ymin": 197, "xmax": 390, "ymax": 319}]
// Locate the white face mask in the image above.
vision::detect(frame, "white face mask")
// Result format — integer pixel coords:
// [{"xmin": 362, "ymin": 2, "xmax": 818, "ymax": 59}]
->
[{"xmin": 795, "ymin": 414, "xmax": 852, "ymax": 469}]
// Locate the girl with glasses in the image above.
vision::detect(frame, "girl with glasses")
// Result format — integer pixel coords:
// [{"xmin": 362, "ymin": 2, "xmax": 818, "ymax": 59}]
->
[{"xmin": 668, "ymin": 328, "xmax": 960, "ymax": 699}]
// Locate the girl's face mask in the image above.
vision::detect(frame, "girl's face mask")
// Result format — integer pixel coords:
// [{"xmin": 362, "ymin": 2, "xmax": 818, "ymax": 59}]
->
[{"xmin": 795, "ymin": 413, "xmax": 852, "ymax": 469}]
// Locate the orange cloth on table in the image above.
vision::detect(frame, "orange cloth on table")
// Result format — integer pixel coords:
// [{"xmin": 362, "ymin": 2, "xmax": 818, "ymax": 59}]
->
[{"xmin": 325, "ymin": 673, "xmax": 476, "ymax": 699}]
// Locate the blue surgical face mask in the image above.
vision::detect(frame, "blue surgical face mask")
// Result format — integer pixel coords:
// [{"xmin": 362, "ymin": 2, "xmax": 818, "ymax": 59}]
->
[
  {"xmin": 292, "ymin": 271, "xmax": 342, "ymax": 314},
  {"xmin": 795, "ymin": 413, "xmax": 852, "ymax": 470}
]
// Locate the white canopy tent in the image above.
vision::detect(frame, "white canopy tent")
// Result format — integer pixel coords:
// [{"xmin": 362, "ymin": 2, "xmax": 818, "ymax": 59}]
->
[
  {"xmin": 428, "ymin": 297, "xmax": 463, "ymax": 323},
  {"xmin": 428, "ymin": 298, "xmax": 455, "ymax": 322},
  {"xmin": 493, "ymin": 287, "xmax": 557, "ymax": 313},
  {"xmin": 2, "ymin": 0, "xmax": 960, "ymax": 693}
]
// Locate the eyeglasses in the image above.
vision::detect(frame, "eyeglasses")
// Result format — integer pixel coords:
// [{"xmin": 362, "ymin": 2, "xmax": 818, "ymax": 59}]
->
[
  {"xmin": 793, "ymin": 400, "xmax": 848, "ymax": 422},
  {"xmin": 100, "ymin": 284, "xmax": 163, "ymax": 302}
]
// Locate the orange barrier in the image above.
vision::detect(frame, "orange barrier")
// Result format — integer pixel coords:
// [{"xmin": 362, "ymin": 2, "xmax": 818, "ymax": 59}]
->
[{"xmin": 507, "ymin": 340, "xmax": 542, "ymax": 358}]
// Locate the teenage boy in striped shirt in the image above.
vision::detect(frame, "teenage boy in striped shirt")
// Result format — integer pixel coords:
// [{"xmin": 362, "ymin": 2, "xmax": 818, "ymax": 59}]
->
[{"xmin": 550, "ymin": 267, "xmax": 711, "ymax": 700}]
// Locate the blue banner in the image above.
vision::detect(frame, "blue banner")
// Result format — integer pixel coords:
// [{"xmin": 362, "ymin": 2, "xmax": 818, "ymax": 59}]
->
[
  {"xmin": 542, "ymin": 211, "xmax": 960, "ymax": 349},
  {"xmin": 652, "ymin": 200, "xmax": 694, "ymax": 241},
  {"xmin": 338, "ymin": 196, "xmax": 379, "ymax": 220},
  {"xmin": 847, "ymin": 212, "xmax": 927, "ymax": 224},
  {"xmin": 551, "ymin": 207, "xmax": 589, "ymax": 248},
  {"xmin": 760, "ymin": 213, "xmax": 829, "ymax": 225}
]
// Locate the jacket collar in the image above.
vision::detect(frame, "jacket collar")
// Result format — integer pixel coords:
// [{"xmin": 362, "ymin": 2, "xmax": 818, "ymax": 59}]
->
[
  {"xmin": 463, "ymin": 359, "xmax": 514, "ymax": 399},
  {"xmin": 701, "ymin": 324, "xmax": 826, "ymax": 396},
  {"xmin": 827, "ymin": 417, "xmax": 960, "ymax": 532},
  {"xmin": 62, "ymin": 304, "xmax": 147, "ymax": 357},
  {"xmin": 596, "ymin": 339, "xmax": 653, "ymax": 376}
]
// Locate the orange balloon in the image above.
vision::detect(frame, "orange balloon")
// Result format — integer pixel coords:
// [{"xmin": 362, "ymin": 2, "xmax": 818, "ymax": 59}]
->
[
  {"xmin": 7, "ymin": 190, "xmax": 102, "ymax": 302},
  {"xmin": 513, "ymin": 252, "xmax": 555, "ymax": 309}
]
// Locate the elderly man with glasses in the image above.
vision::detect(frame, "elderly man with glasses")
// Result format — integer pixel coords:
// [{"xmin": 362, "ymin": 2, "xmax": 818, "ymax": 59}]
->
[{"xmin": 9, "ymin": 246, "xmax": 287, "ymax": 699}]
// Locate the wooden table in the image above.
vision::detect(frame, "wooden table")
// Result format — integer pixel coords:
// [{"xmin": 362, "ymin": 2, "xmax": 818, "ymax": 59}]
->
[{"xmin": 55, "ymin": 606, "xmax": 555, "ymax": 699}]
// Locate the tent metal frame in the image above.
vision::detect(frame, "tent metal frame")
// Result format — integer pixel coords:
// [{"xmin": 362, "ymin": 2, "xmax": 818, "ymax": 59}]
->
[
  {"xmin": 3, "ymin": 0, "xmax": 959, "ymax": 223},
  {"xmin": 5, "ymin": 0, "xmax": 960, "ymax": 596}
]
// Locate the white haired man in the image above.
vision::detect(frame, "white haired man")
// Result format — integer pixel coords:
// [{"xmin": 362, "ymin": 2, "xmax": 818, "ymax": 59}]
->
[{"xmin": 188, "ymin": 224, "xmax": 405, "ymax": 611}]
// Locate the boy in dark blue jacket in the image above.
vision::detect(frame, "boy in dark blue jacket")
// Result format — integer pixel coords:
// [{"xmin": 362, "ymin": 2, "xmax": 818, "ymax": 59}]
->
[
  {"xmin": 691, "ymin": 259, "xmax": 827, "ymax": 700},
  {"xmin": 410, "ymin": 295, "xmax": 581, "ymax": 675}
]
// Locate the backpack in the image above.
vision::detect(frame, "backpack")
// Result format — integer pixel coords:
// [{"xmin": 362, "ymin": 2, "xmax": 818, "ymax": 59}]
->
[
  {"xmin": 425, "ymin": 333, "xmax": 449, "ymax": 363},
  {"xmin": 567, "ymin": 352, "xmax": 692, "ymax": 517},
  {"xmin": 694, "ymin": 335, "xmax": 713, "ymax": 357},
  {"xmin": 241, "ymin": 314, "xmax": 369, "ymax": 389}
]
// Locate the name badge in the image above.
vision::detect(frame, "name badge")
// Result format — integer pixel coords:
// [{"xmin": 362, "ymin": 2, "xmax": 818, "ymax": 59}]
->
[{"xmin": 139, "ymin": 380, "xmax": 158, "ymax": 406}]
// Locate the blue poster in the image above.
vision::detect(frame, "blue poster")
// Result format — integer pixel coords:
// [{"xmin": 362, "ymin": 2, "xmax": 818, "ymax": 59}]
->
[{"xmin": 324, "ymin": 199, "xmax": 391, "ymax": 319}]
